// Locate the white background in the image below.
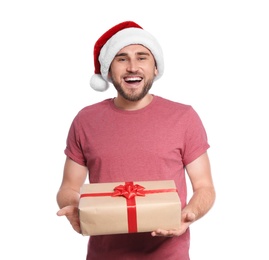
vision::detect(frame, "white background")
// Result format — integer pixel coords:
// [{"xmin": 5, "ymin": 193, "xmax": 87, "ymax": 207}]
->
[{"xmin": 1, "ymin": 0, "xmax": 268, "ymax": 259}]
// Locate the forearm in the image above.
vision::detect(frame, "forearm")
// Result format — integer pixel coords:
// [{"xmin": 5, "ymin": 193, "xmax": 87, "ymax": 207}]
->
[
  {"xmin": 57, "ymin": 157, "xmax": 88, "ymax": 209},
  {"xmin": 182, "ymin": 186, "xmax": 216, "ymax": 221},
  {"xmin": 56, "ymin": 187, "xmax": 82, "ymax": 234},
  {"xmin": 57, "ymin": 187, "xmax": 80, "ymax": 209}
]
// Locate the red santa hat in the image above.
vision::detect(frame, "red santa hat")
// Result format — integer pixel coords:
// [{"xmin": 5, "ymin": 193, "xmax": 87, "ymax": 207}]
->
[{"xmin": 90, "ymin": 21, "xmax": 164, "ymax": 91}]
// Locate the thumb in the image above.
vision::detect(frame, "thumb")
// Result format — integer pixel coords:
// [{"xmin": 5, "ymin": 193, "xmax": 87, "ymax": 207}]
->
[
  {"xmin": 56, "ymin": 206, "xmax": 71, "ymax": 216},
  {"xmin": 56, "ymin": 208, "xmax": 65, "ymax": 216},
  {"xmin": 185, "ymin": 212, "xmax": 196, "ymax": 222}
]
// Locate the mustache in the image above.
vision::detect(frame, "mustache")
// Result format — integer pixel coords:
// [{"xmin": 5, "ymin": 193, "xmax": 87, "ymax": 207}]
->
[{"xmin": 123, "ymin": 72, "xmax": 143, "ymax": 77}]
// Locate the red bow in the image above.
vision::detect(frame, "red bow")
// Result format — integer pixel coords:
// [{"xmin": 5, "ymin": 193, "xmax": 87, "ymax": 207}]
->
[{"xmin": 112, "ymin": 183, "xmax": 146, "ymax": 199}]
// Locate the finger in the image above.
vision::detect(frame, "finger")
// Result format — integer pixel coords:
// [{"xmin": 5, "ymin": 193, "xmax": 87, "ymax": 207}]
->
[
  {"xmin": 152, "ymin": 229, "xmax": 175, "ymax": 237},
  {"xmin": 151, "ymin": 229, "xmax": 163, "ymax": 237}
]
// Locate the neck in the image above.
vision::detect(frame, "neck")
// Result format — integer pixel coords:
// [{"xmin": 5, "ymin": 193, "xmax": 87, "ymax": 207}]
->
[{"xmin": 114, "ymin": 94, "xmax": 153, "ymax": 111}]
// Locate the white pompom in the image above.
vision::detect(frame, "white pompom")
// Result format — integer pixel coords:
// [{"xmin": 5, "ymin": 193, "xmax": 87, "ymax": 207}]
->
[{"xmin": 90, "ymin": 74, "xmax": 109, "ymax": 91}]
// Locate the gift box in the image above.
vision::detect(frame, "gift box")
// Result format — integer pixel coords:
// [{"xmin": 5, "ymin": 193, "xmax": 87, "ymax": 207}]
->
[{"xmin": 79, "ymin": 180, "xmax": 181, "ymax": 236}]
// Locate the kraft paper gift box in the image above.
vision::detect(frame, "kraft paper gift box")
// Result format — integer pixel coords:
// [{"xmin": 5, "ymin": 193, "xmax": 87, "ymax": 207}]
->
[{"xmin": 79, "ymin": 180, "xmax": 181, "ymax": 236}]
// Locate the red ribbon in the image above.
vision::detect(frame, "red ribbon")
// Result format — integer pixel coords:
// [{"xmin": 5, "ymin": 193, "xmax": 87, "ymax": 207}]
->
[
  {"xmin": 80, "ymin": 182, "xmax": 177, "ymax": 233},
  {"xmin": 112, "ymin": 182, "xmax": 146, "ymax": 199},
  {"xmin": 111, "ymin": 182, "xmax": 145, "ymax": 233}
]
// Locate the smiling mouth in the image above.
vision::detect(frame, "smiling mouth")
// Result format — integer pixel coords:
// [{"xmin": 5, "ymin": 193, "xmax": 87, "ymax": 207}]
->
[{"xmin": 124, "ymin": 76, "xmax": 143, "ymax": 84}]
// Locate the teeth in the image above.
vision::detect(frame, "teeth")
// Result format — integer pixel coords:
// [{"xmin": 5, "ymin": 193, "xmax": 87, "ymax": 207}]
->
[{"xmin": 125, "ymin": 77, "xmax": 141, "ymax": 81}]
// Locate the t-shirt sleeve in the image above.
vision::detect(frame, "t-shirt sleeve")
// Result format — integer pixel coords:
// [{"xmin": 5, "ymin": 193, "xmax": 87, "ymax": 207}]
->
[
  {"xmin": 64, "ymin": 115, "xmax": 87, "ymax": 166},
  {"xmin": 182, "ymin": 106, "xmax": 210, "ymax": 166}
]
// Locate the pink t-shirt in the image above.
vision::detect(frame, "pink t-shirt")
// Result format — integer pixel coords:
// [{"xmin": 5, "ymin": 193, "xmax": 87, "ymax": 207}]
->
[{"xmin": 65, "ymin": 95, "xmax": 210, "ymax": 260}]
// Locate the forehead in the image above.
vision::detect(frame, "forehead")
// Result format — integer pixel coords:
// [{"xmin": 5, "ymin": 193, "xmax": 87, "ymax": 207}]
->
[{"xmin": 116, "ymin": 44, "xmax": 152, "ymax": 55}]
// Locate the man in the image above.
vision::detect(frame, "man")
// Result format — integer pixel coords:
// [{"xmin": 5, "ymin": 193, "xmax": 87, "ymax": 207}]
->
[{"xmin": 56, "ymin": 21, "xmax": 216, "ymax": 260}]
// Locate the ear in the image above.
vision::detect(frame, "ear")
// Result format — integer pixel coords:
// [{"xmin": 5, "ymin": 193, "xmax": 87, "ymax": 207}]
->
[{"xmin": 154, "ymin": 66, "xmax": 158, "ymax": 77}]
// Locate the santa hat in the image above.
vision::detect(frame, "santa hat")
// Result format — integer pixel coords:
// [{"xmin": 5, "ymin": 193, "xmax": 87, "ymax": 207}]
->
[{"xmin": 90, "ymin": 21, "xmax": 164, "ymax": 91}]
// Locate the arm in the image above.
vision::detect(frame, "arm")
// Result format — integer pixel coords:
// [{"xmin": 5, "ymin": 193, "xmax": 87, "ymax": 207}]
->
[
  {"xmin": 56, "ymin": 156, "xmax": 88, "ymax": 234},
  {"xmin": 152, "ymin": 151, "xmax": 216, "ymax": 237},
  {"xmin": 182, "ymin": 151, "xmax": 215, "ymax": 221}
]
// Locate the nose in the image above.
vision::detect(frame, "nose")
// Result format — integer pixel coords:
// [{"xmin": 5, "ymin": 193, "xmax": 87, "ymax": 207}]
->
[{"xmin": 126, "ymin": 59, "xmax": 139, "ymax": 72}]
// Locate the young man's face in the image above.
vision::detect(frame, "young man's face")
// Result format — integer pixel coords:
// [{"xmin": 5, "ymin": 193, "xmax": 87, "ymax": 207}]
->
[{"xmin": 108, "ymin": 44, "xmax": 158, "ymax": 101}]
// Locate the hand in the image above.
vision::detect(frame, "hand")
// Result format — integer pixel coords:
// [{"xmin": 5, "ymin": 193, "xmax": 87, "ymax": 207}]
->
[
  {"xmin": 57, "ymin": 205, "xmax": 81, "ymax": 234},
  {"xmin": 151, "ymin": 212, "xmax": 196, "ymax": 237}
]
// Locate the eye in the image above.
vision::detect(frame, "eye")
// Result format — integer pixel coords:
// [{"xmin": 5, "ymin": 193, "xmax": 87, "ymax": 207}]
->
[
  {"xmin": 138, "ymin": 56, "xmax": 147, "ymax": 61},
  {"xmin": 117, "ymin": 57, "xmax": 126, "ymax": 62}
]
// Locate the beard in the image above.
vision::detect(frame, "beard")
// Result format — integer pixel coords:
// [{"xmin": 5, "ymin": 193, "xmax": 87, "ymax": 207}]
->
[{"xmin": 111, "ymin": 76, "xmax": 154, "ymax": 102}]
